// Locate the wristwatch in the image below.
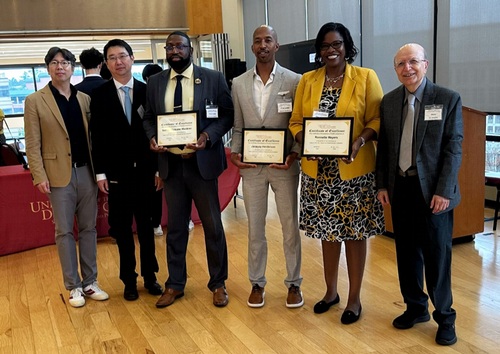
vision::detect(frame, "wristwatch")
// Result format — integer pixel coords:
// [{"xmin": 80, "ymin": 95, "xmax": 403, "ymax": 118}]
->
[{"xmin": 357, "ymin": 136, "xmax": 365, "ymax": 147}]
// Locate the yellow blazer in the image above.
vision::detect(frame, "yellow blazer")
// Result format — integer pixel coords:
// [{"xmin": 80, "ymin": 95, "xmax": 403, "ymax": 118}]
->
[
  {"xmin": 24, "ymin": 85, "xmax": 92, "ymax": 187},
  {"xmin": 289, "ymin": 64, "xmax": 383, "ymax": 180}
]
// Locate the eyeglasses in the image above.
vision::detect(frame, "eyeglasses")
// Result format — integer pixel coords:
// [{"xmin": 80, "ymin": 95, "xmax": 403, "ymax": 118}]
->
[
  {"xmin": 164, "ymin": 45, "xmax": 190, "ymax": 53},
  {"xmin": 107, "ymin": 54, "xmax": 130, "ymax": 63},
  {"xmin": 49, "ymin": 60, "xmax": 72, "ymax": 68},
  {"xmin": 320, "ymin": 41, "xmax": 343, "ymax": 51},
  {"xmin": 395, "ymin": 58, "xmax": 427, "ymax": 70}
]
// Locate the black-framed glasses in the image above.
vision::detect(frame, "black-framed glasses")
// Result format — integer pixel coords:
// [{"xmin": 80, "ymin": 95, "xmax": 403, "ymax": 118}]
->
[
  {"xmin": 107, "ymin": 54, "xmax": 130, "ymax": 63},
  {"xmin": 49, "ymin": 60, "xmax": 72, "ymax": 68},
  {"xmin": 320, "ymin": 41, "xmax": 344, "ymax": 51},
  {"xmin": 395, "ymin": 58, "xmax": 427, "ymax": 70},
  {"xmin": 164, "ymin": 45, "xmax": 190, "ymax": 53}
]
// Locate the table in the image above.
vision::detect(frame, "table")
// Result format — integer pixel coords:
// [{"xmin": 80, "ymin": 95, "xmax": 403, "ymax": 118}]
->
[{"xmin": 0, "ymin": 148, "xmax": 240, "ymax": 256}]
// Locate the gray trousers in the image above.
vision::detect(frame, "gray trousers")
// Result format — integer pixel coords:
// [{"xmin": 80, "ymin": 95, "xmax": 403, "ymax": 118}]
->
[
  {"xmin": 48, "ymin": 165, "xmax": 98, "ymax": 290},
  {"xmin": 242, "ymin": 167, "xmax": 302, "ymax": 288}
]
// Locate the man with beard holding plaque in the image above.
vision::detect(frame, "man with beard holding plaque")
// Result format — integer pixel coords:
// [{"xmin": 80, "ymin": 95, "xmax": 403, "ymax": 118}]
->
[{"xmin": 143, "ymin": 31, "xmax": 234, "ymax": 308}]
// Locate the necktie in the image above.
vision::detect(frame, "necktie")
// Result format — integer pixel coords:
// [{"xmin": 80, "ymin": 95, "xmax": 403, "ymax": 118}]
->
[
  {"xmin": 121, "ymin": 86, "xmax": 132, "ymax": 125},
  {"xmin": 174, "ymin": 75, "xmax": 183, "ymax": 112},
  {"xmin": 399, "ymin": 94, "xmax": 416, "ymax": 172}
]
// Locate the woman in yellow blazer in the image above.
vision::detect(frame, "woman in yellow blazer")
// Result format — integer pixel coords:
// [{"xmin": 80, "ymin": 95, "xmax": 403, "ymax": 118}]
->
[{"xmin": 289, "ymin": 22, "xmax": 385, "ymax": 324}]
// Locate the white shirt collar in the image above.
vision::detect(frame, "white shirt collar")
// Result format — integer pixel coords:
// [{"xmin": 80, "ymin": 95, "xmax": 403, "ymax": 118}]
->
[
  {"xmin": 113, "ymin": 76, "xmax": 134, "ymax": 90},
  {"xmin": 253, "ymin": 61, "xmax": 277, "ymax": 80}
]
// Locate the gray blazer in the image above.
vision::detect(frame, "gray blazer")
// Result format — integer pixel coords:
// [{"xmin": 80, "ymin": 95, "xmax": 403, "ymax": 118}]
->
[
  {"xmin": 231, "ymin": 63, "xmax": 301, "ymax": 177},
  {"xmin": 143, "ymin": 64, "xmax": 234, "ymax": 180},
  {"xmin": 375, "ymin": 79, "xmax": 463, "ymax": 213}
]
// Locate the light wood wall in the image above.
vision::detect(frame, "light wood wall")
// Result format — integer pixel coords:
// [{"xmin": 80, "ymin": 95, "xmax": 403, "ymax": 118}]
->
[{"xmin": 187, "ymin": 0, "xmax": 224, "ymax": 35}]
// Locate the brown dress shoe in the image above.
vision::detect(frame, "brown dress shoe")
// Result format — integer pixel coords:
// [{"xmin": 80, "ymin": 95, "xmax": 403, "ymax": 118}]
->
[
  {"xmin": 213, "ymin": 286, "xmax": 228, "ymax": 307},
  {"xmin": 155, "ymin": 288, "xmax": 184, "ymax": 308},
  {"xmin": 247, "ymin": 284, "xmax": 265, "ymax": 308},
  {"xmin": 286, "ymin": 284, "xmax": 304, "ymax": 308}
]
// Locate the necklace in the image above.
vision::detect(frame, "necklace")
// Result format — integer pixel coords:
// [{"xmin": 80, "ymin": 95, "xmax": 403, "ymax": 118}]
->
[{"xmin": 325, "ymin": 73, "xmax": 344, "ymax": 85}]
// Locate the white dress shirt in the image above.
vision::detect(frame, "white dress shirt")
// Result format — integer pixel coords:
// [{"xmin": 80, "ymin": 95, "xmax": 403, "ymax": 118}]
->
[{"xmin": 253, "ymin": 62, "xmax": 277, "ymax": 119}]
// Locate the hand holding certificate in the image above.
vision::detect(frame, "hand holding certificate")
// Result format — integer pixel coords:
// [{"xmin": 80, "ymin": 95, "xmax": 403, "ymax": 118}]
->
[
  {"xmin": 157, "ymin": 111, "xmax": 199, "ymax": 147},
  {"xmin": 301, "ymin": 117, "xmax": 354, "ymax": 158},
  {"xmin": 241, "ymin": 128, "xmax": 287, "ymax": 164}
]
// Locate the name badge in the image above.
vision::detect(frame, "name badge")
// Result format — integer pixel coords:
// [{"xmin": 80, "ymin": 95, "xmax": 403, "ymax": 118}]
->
[
  {"xmin": 278, "ymin": 102, "xmax": 292, "ymax": 113},
  {"xmin": 206, "ymin": 104, "xmax": 218, "ymax": 118},
  {"xmin": 312, "ymin": 110, "xmax": 329, "ymax": 118},
  {"xmin": 424, "ymin": 104, "xmax": 443, "ymax": 121}
]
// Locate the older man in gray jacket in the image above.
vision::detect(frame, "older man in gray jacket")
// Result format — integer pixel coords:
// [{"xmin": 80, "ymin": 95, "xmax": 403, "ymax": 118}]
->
[{"xmin": 376, "ymin": 43, "xmax": 463, "ymax": 346}]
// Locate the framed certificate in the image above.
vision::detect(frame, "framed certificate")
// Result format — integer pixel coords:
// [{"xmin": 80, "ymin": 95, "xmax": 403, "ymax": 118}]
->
[
  {"xmin": 301, "ymin": 117, "xmax": 354, "ymax": 158},
  {"xmin": 242, "ymin": 128, "xmax": 287, "ymax": 164},
  {"xmin": 157, "ymin": 111, "xmax": 199, "ymax": 147}
]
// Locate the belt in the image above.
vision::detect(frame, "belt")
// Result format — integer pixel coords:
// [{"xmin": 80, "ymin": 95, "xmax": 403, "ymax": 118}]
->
[
  {"xmin": 398, "ymin": 168, "xmax": 417, "ymax": 177},
  {"xmin": 181, "ymin": 153, "xmax": 195, "ymax": 159},
  {"xmin": 72, "ymin": 161, "xmax": 89, "ymax": 168}
]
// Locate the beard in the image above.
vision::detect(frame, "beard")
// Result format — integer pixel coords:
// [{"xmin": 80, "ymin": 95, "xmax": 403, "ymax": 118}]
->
[{"xmin": 167, "ymin": 54, "xmax": 191, "ymax": 72}]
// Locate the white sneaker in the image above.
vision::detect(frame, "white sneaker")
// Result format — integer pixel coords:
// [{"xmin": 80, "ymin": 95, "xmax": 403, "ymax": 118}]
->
[
  {"xmin": 189, "ymin": 220, "xmax": 195, "ymax": 232},
  {"xmin": 69, "ymin": 288, "xmax": 85, "ymax": 307},
  {"xmin": 154, "ymin": 225, "xmax": 163, "ymax": 236},
  {"xmin": 83, "ymin": 281, "xmax": 109, "ymax": 301}
]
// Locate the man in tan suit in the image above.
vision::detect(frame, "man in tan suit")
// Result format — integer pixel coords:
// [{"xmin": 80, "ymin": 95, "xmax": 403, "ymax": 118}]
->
[{"xmin": 24, "ymin": 47, "xmax": 108, "ymax": 308}]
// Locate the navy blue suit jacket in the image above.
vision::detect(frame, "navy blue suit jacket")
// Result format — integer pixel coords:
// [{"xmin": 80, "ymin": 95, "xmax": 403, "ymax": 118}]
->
[
  {"xmin": 90, "ymin": 79, "xmax": 157, "ymax": 182},
  {"xmin": 75, "ymin": 76, "xmax": 106, "ymax": 96},
  {"xmin": 143, "ymin": 64, "xmax": 234, "ymax": 180}
]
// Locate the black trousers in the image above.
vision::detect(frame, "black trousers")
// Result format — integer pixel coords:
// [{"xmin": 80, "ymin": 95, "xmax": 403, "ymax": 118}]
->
[
  {"xmin": 163, "ymin": 154, "xmax": 228, "ymax": 292},
  {"xmin": 107, "ymin": 168, "xmax": 159, "ymax": 286},
  {"xmin": 152, "ymin": 189, "xmax": 163, "ymax": 226},
  {"xmin": 392, "ymin": 174, "xmax": 456, "ymax": 325}
]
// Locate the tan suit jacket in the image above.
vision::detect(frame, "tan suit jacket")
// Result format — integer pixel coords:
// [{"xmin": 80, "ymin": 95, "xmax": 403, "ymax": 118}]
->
[{"xmin": 24, "ymin": 84, "xmax": 92, "ymax": 187}]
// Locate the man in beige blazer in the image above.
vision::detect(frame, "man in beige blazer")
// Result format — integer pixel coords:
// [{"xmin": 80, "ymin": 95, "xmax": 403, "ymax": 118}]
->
[
  {"xmin": 230, "ymin": 25, "xmax": 303, "ymax": 308},
  {"xmin": 24, "ymin": 47, "xmax": 108, "ymax": 308}
]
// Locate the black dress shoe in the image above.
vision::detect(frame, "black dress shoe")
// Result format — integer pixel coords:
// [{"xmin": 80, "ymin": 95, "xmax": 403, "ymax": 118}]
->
[
  {"xmin": 393, "ymin": 310, "xmax": 430, "ymax": 329},
  {"xmin": 144, "ymin": 280, "xmax": 163, "ymax": 295},
  {"xmin": 313, "ymin": 294, "xmax": 340, "ymax": 314},
  {"xmin": 436, "ymin": 323, "xmax": 457, "ymax": 345},
  {"xmin": 341, "ymin": 305, "xmax": 362, "ymax": 324},
  {"xmin": 124, "ymin": 286, "xmax": 139, "ymax": 301}
]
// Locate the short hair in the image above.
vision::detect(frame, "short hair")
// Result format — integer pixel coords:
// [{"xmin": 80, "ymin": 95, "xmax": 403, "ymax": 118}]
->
[
  {"xmin": 167, "ymin": 31, "xmax": 192, "ymax": 48},
  {"xmin": 79, "ymin": 47, "xmax": 104, "ymax": 70},
  {"xmin": 254, "ymin": 25, "xmax": 278, "ymax": 42},
  {"xmin": 103, "ymin": 39, "xmax": 133, "ymax": 59},
  {"xmin": 100, "ymin": 63, "xmax": 112, "ymax": 80},
  {"xmin": 142, "ymin": 64, "xmax": 163, "ymax": 81},
  {"xmin": 44, "ymin": 47, "xmax": 76, "ymax": 67},
  {"xmin": 314, "ymin": 22, "xmax": 358, "ymax": 68}
]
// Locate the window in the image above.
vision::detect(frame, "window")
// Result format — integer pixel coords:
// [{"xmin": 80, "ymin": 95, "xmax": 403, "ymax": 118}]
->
[
  {"xmin": 0, "ymin": 67, "xmax": 36, "ymax": 115},
  {"xmin": 0, "ymin": 65, "xmax": 83, "ymax": 116},
  {"xmin": 486, "ymin": 114, "xmax": 500, "ymax": 173}
]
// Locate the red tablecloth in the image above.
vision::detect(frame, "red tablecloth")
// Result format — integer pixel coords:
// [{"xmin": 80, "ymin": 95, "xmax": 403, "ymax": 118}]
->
[{"xmin": 0, "ymin": 148, "xmax": 240, "ymax": 256}]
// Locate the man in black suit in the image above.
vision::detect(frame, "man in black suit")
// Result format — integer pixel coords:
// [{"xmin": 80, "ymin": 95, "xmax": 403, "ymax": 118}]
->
[
  {"xmin": 90, "ymin": 39, "xmax": 163, "ymax": 301},
  {"xmin": 143, "ymin": 31, "xmax": 234, "ymax": 308},
  {"xmin": 376, "ymin": 43, "xmax": 463, "ymax": 346},
  {"xmin": 75, "ymin": 47, "xmax": 106, "ymax": 96}
]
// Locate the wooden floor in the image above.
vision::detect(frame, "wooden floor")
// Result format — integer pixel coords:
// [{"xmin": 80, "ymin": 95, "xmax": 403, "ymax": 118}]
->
[{"xmin": 1, "ymin": 196, "xmax": 500, "ymax": 354}]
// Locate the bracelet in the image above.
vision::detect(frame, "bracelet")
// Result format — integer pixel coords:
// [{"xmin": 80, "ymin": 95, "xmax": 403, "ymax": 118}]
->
[{"xmin": 357, "ymin": 136, "xmax": 365, "ymax": 147}]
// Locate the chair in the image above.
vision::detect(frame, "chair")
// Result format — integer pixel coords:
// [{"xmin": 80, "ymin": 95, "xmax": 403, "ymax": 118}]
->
[
  {"xmin": 485, "ymin": 174, "xmax": 500, "ymax": 230},
  {"xmin": 0, "ymin": 143, "xmax": 25, "ymax": 166}
]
